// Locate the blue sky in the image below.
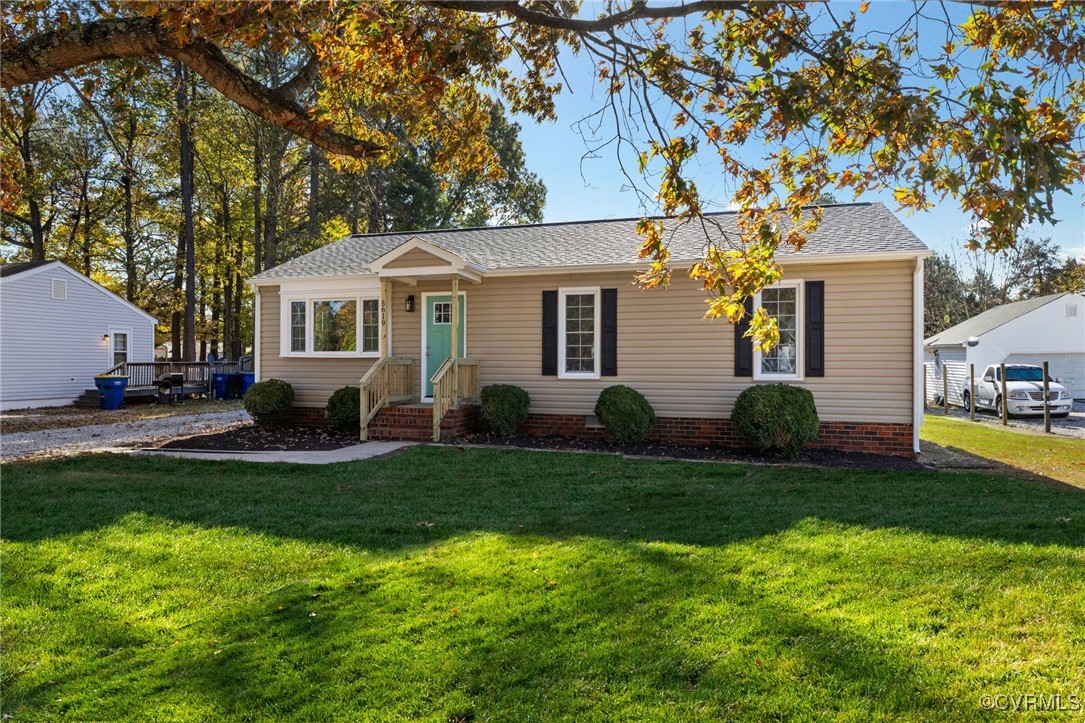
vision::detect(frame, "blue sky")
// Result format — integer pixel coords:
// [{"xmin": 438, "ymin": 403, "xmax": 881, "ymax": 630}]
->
[{"xmin": 509, "ymin": 2, "xmax": 1085, "ymax": 260}]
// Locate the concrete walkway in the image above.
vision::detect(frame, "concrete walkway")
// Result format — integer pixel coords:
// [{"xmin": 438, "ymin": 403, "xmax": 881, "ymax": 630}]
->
[
  {"xmin": 135, "ymin": 440, "xmax": 413, "ymax": 464},
  {"xmin": 1, "ymin": 410, "xmax": 250, "ymax": 462}
]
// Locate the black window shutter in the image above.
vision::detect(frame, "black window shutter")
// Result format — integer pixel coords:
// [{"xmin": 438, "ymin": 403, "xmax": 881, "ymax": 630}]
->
[
  {"xmin": 601, "ymin": 288, "xmax": 618, "ymax": 376},
  {"xmin": 805, "ymin": 281, "xmax": 825, "ymax": 377},
  {"xmin": 542, "ymin": 290, "xmax": 558, "ymax": 375},
  {"xmin": 734, "ymin": 297, "xmax": 754, "ymax": 377}
]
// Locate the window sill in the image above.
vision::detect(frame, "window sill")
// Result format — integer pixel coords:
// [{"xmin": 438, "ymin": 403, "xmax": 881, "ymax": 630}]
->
[
  {"xmin": 557, "ymin": 371, "xmax": 601, "ymax": 380},
  {"xmin": 753, "ymin": 372, "xmax": 805, "ymax": 383}
]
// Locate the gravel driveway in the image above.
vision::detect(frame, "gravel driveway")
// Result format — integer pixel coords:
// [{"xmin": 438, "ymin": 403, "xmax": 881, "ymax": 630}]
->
[
  {"xmin": 1, "ymin": 410, "xmax": 250, "ymax": 462},
  {"xmin": 929, "ymin": 400, "xmax": 1085, "ymax": 439}
]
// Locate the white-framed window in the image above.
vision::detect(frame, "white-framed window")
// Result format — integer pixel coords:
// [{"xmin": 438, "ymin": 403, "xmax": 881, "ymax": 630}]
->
[
  {"xmin": 108, "ymin": 327, "xmax": 131, "ymax": 366},
  {"xmin": 753, "ymin": 280, "xmax": 804, "ymax": 382},
  {"xmin": 432, "ymin": 301, "xmax": 452, "ymax": 325},
  {"xmin": 281, "ymin": 296, "xmax": 380, "ymax": 357},
  {"xmin": 558, "ymin": 287, "xmax": 600, "ymax": 379}
]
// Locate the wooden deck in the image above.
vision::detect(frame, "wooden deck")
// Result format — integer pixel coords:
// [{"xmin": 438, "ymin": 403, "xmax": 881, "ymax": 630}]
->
[{"xmin": 101, "ymin": 361, "xmax": 243, "ymax": 396}]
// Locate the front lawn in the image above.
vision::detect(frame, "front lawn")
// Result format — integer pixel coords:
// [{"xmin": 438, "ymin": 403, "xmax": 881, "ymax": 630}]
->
[
  {"xmin": 3, "ymin": 448, "xmax": 1083, "ymax": 720},
  {"xmin": 921, "ymin": 414, "xmax": 1085, "ymax": 488}
]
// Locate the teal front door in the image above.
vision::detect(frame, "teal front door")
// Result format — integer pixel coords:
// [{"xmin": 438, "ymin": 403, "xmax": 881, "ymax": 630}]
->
[{"xmin": 424, "ymin": 294, "xmax": 466, "ymax": 397}]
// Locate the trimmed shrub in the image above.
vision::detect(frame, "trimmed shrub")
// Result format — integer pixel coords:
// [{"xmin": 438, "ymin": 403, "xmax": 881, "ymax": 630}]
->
[
  {"xmin": 243, "ymin": 378, "xmax": 295, "ymax": 428},
  {"xmin": 480, "ymin": 384, "xmax": 531, "ymax": 436},
  {"xmin": 730, "ymin": 383, "xmax": 819, "ymax": 458},
  {"xmin": 594, "ymin": 385, "xmax": 656, "ymax": 445},
  {"xmin": 325, "ymin": 386, "xmax": 361, "ymax": 433}
]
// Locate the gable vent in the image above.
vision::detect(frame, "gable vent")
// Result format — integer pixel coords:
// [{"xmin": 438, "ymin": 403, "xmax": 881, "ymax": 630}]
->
[
  {"xmin": 51, "ymin": 278, "xmax": 67, "ymax": 300},
  {"xmin": 1068, "ymin": 304, "xmax": 1078, "ymax": 318}
]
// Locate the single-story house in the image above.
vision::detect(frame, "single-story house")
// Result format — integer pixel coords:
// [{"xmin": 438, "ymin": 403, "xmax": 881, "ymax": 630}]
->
[
  {"xmin": 0, "ymin": 260, "xmax": 157, "ymax": 410},
  {"xmin": 925, "ymin": 291, "xmax": 1085, "ymax": 400},
  {"xmin": 248, "ymin": 202, "xmax": 930, "ymax": 456}
]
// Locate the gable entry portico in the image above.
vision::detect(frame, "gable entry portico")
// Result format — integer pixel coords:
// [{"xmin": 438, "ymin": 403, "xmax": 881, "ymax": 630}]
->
[{"xmin": 359, "ymin": 238, "xmax": 484, "ymax": 441}]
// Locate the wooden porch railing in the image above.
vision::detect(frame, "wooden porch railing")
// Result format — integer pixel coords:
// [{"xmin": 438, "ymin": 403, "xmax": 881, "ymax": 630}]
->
[
  {"xmin": 359, "ymin": 357, "xmax": 415, "ymax": 441},
  {"xmin": 431, "ymin": 357, "xmax": 480, "ymax": 442},
  {"xmin": 100, "ymin": 361, "xmax": 240, "ymax": 388}
]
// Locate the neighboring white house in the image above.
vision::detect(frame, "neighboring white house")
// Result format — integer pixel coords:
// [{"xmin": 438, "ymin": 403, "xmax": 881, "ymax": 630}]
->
[
  {"xmin": 0, "ymin": 261, "xmax": 157, "ymax": 410},
  {"xmin": 925, "ymin": 291, "xmax": 1085, "ymax": 400}
]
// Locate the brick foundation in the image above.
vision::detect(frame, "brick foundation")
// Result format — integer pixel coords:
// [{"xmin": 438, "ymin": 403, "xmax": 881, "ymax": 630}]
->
[
  {"xmin": 521, "ymin": 413, "xmax": 915, "ymax": 457},
  {"xmin": 290, "ymin": 405, "xmax": 913, "ymax": 457}
]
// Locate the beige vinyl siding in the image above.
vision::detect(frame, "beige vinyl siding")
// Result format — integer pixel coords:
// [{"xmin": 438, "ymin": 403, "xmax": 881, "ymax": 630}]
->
[
  {"xmin": 259, "ymin": 259, "xmax": 916, "ymax": 422},
  {"xmin": 258, "ymin": 285, "xmax": 377, "ymax": 406},
  {"xmin": 382, "ymin": 248, "xmax": 452, "ymax": 269}
]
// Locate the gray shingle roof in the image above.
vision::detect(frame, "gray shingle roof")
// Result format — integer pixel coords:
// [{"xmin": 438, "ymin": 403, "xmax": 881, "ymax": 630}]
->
[
  {"xmin": 251, "ymin": 202, "xmax": 928, "ymax": 281},
  {"xmin": 924, "ymin": 292, "xmax": 1071, "ymax": 346},
  {"xmin": 0, "ymin": 260, "xmax": 56, "ymax": 278}
]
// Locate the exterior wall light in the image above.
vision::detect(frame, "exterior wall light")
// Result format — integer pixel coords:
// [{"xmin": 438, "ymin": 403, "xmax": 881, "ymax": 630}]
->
[{"xmin": 405, "ymin": 295, "xmax": 415, "ymax": 313}]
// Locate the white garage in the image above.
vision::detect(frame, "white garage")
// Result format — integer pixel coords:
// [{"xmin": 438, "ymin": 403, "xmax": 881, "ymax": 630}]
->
[
  {"xmin": 1004, "ymin": 353, "xmax": 1084, "ymax": 399},
  {"xmin": 925, "ymin": 291, "xmax": 1085, "ymax": 401}
]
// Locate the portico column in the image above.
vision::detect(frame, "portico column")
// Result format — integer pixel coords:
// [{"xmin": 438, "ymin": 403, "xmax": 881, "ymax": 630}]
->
[
  {"xmin": 380, "ymin": 277, "xmax": 391, "ymax": 359},
  {"xmin": 450, "ymin": 276, "xmax": 459, "ymax": 361}
]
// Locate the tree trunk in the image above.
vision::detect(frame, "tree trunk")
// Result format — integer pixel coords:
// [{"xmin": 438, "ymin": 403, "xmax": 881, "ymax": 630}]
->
[
  {"xmin": 308, "ymin": 144, "xmax": 320, "ymax": 240},
  {"xmin": 176, "ymin": 61, "xmax": 197, "ymax": 361},
  {"xmin": 122, "ymin": 114, "xmax": 137, "ymax": 301},
  {"xmin": 171, "ymin": 227, "xmax": 183, "ymax": 362},
  {"xmin": 253, "ymin": 134, "xmax": 263, "ymax": 274}
]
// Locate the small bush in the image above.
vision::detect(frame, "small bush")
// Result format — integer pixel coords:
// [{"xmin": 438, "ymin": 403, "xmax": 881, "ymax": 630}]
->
[
  {"xmin": 243, "ymin": 378, "xmax": 295, "ymax": 428},
  {"xmin": 480, "ymin": 384, "xmax": 531, "ymax": 436},
  {"xmin": 594, "ymin": 385, "xmax": 656, "ymax": 445},
  {"xmin": 325, "ymin": 386, "xmax": 360, "ymax": 433},
  {"xmin": 730, "ymin": 383, "xmax": 819, "ymax": 458}
]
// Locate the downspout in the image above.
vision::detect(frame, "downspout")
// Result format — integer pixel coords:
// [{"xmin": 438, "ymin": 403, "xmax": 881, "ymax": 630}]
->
[
  {"xmin": 913, "ymin": 256, "xmax": 925, "ymax": 455},
  {"xmin": 252, "ymin": 284, "xmax": 261, "ymax": 382}
]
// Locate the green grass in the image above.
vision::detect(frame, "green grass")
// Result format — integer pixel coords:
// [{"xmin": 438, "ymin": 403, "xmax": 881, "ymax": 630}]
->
[
  {"xmin": 3, "ymin": 447, "xmax": 1084, "ymax": 721},
  {"xmin": 921, "ymin": 415, "xmax": 1085, "ymax": 488}
]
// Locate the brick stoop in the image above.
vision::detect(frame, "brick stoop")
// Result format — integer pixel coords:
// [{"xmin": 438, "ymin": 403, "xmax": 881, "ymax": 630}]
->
[{"xmin": 367, "ymin": 403, "xmax": 481, "ymax": 442}]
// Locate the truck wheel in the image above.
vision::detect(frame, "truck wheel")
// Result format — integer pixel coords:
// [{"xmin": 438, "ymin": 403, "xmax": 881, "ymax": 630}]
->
[
  {"xmin": 962, "ymin": 391, "xmax": 971, "ymax": 413},
  {"xmin": 996, "ymin": 396, "xmax": 1007, "ymax": 419}
]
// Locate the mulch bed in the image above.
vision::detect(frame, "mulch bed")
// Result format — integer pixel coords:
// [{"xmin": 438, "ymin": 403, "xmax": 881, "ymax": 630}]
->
[
  {"xmin": 158, "ymin": 423, "xmax": 358, "ymax": 452},
  {"xmin": 459, "ymin": 433, "xmax": 928, "ymax": 472}
]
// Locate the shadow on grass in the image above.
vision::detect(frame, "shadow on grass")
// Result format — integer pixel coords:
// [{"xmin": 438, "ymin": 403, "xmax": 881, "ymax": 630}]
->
[
  {"xmin": 9, "ymin": 530, "xmax": 981, "ymax": 720},
  {"xmin": 3, "ymin": 445, "xmax": 1083, "ymax": 550},
  {"xmin": 5, "ymin": 447, "xmax": 1084, "ymax": 719}
]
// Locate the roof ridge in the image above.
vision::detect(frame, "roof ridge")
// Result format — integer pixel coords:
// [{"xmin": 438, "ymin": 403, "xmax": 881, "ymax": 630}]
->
[{"xmin": 347, "ymin": 203, "xmax": 876, "ymax": 240}]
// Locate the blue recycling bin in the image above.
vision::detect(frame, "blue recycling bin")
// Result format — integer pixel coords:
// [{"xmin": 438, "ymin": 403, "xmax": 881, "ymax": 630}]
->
[
  {"xmin": 94, "ymin": 375, "xmax": 128, "ymax": 410},
  {"xmin": 212, "ymin": 372, "xmax": 230, "ymax": 399},
  {"xmin": 239, "ymin": 372, "xmax": 256, "ymax": 398}
]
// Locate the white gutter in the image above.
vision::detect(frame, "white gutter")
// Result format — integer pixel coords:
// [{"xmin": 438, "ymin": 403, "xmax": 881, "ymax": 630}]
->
[{"xmin": 913, "ymin": 255, "xmax": 925, "ymax": 456}]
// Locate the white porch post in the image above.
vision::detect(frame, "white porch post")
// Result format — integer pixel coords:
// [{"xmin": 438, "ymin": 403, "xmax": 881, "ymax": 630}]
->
[
  {"xmin": 450, "ymin": 276, "xmax": 459, "ymax": 360},
  {"xmin": 380, "ymin": 277, "xmax": 391, "ymax": 359}
]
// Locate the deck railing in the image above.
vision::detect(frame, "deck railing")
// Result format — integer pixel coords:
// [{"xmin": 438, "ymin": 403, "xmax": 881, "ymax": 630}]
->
[
  {"xmin": 359, "ymin": 357, "xmax": 415, "ymax": 441},
  {"xmin": 100, "ymin": 361, "xmax": 240, "ymax": 388},
  {"xmin": 431, "ymin": 357, "xmax": 480, "ymax": 442}
]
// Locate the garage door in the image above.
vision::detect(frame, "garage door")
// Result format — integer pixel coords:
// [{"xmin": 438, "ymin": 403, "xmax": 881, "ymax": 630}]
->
[{"xmin": 1004, "ymin": 353, "xmax": 1085, "ymax": 400}]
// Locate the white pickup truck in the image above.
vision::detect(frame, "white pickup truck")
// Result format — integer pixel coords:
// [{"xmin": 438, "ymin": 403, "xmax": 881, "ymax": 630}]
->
[{"xmin": 962, "ymin": 364, "xmax": 1073, "ymax": 418}]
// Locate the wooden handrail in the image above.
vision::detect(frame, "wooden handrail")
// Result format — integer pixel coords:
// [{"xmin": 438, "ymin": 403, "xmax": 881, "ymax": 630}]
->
[
  {"xmin": 359, "ymin": 357, "xmax": 415, "ymax": 441},
  {"xmin": 431, "ymin": 357, "xmax": 480, "ymax": 442}
]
